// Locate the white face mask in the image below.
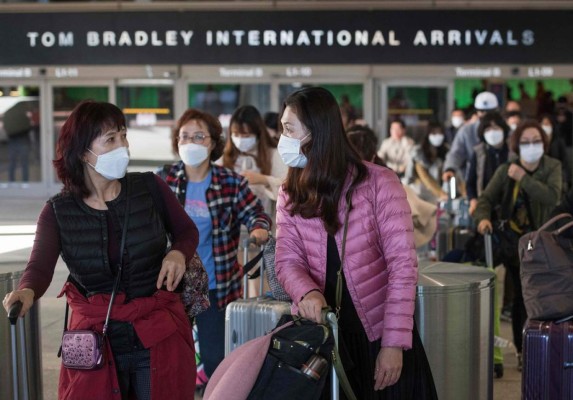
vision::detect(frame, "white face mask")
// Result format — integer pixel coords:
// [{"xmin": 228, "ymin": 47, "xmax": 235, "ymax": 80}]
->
[
  {"xmin": 484, "ymin": 129, "xmax": 504, "ymax": 147},
  {"xmin": 509, "ymin": 124, "xmax": 517, "ymax": 131},
  {"xmin": 520, "ymin": 143, "xmax": 544, "ymax": 164},
  {"xmin": 87, "ymin": 146, "xmax": 129, "ymax": 180},
  {"xmin": 179, "ymin": 143, "xmax": 209, "ymax": 168},
  {"xmin": 451, "ymin": 116, "xmax": 464, "ymax": 129},
  {"xmin": 277, "ymin": 134, "xmax": 309, "ymax": 168},
  {"xmin": 232, "ymin": 136, "xmax": 257, "ymax": 153},
  {"xmin": 542, "ymin": 125, "xmax": 553, "ymax": 136},
  {"xmin": 428, "ymin": 133, "xmax": 445, "ymax": 147}
]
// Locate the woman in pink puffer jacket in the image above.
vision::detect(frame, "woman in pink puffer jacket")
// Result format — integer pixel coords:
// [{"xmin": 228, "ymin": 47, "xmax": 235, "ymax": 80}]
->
[{"xmin": 275, "ymin": 87, "xmax": 436, "ymax": 399}]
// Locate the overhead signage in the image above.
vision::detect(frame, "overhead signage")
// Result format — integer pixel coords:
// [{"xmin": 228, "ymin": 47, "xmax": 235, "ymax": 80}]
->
[{"xmin": 0, "ymin": 10, "xmax": 571, "ymax": 65}]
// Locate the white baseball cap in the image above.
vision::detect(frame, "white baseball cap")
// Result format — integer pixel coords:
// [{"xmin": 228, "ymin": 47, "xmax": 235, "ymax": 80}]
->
[{"xmin": 474, "ymin": 92, "xmax": 499, "ymax": 111}]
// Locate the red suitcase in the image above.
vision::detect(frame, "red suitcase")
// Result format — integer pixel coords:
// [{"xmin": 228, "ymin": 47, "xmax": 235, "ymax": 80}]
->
[{"xmin": 522, "ymin": 319, "xmax": 573, "ymax": 400}]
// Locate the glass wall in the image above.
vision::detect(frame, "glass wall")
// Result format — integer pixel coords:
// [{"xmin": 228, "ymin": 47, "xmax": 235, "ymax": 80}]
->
[
  {"xmin": 0, "ymin": 86, "xmax": 40, "ymax": 184},
  {"xmin": 116, "ymin": 84, "xmax": 175, "ymax": 172}
]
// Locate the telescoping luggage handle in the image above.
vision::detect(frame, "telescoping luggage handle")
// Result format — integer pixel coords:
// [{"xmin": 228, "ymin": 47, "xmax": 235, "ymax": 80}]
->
[
  {"xmin": 242, "ymin": 237, "xmax": 265, "ymax": 299},
  {"xmin": 484, "ymin": 230, "xmax": 494, "ymax": 270},
  {"xmin": 8, "ymin": 300, "xmax": 30, "ymax": 400}
]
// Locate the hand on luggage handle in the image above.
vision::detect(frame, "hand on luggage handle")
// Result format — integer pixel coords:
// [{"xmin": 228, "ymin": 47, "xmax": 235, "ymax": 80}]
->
[{"xmin": 8, "ymin": 301, "xmax": 22, "ymax": 325}]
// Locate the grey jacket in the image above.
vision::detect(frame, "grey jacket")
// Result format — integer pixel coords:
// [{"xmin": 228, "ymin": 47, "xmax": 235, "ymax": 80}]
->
[{"xmin": 443, "ymin": 120, "xmax": 480, "ymax": 179}]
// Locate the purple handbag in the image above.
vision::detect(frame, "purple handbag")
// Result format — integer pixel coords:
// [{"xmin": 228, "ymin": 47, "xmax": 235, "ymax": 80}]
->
[
  {"xmin": 59, "ymin": 187, "xmax": 130, "ymax": 370},
  {"xmin": 61, "ymin": 330, "xmax": 105, "ymax": 370}
]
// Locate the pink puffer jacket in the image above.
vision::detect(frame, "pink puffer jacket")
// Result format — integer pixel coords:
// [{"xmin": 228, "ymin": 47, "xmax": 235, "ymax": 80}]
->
[{"xmin": 275, "ymin": 162, "xmax": 417, "ymax": 349}]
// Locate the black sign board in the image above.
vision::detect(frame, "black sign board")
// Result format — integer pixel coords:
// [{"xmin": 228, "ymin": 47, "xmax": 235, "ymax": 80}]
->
[{"xmin": 1, "ymin": 10, "xmax": 571, "ymax": 65}]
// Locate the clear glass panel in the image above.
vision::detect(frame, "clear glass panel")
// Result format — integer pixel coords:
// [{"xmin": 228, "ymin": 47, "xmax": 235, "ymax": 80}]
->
[
  {"xmin": 53, "ymin": 86, "xmax": 109, "ymax": 181},
  {"xmin": 0, "ymin": 85, "xmax": 40, "ymax": 183},
  {"xmin": 278, "ymin": 83, "xmax": 363, "ymax": 129},
  {"xmin": 116, "ymin": 85, "xmax": 175, "ymax": 173},
  {"xmin": 188, "ymin": 83, "xmax": 271, "ymax": 133},
  {"xmin": 386, "ymin": 86, "xmax": 448, "ymax": 143}
]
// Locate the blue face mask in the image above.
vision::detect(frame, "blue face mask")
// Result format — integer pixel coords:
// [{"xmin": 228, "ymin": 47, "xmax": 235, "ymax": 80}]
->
[{"xmin": 277, "ymin": 134, "xmax": 309, "ymax": 168}]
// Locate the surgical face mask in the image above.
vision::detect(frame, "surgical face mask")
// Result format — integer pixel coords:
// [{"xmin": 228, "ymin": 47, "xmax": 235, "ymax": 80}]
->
[
  {"xmin": 87, "ymin": 146, "xmax": 129, "ymax": 180},
  {"xmin": 484, "ymin": 129, "xmax": 504, "ymax": 147},
  {"xmin": 451, "ymin": 116, "xmax": 464, "ymax": 129},
  {"xmin": 428, "ymin": 133, "xmax": 445, "ymax": 147},
  {"xmin": 542, "ymin": 125, "xmax": 553, "ymax": 136},
  {"xmin": 232, "ymin": 136, "xmax": 257, "ymax": 153},
  {"xmin": 520, "ymin": 143, "xmax": 544, "ymax": 164},
  {"xmin": 277, "ymin": 134, "xmax": 309, "ymax": 168},
  {"xmin": 509, "ymin": 124, "xmax": 517, "ymax": 131},
  {"xmin": 179, "ymin": 143, "xmax": 209, "ymax": 168}
]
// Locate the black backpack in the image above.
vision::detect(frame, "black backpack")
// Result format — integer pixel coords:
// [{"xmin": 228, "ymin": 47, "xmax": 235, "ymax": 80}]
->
[{"xmin": 247, "ymin": 314, "xmax": 335, "ymax": 400}]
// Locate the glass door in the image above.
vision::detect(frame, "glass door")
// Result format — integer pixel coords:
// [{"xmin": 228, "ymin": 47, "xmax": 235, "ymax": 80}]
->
[
  {"xmin": 116, "ymin": 80, "xmax": 175, "ymax": 173},
  {"xmin": 51, "ymin": 85, "xmax": 110, "ymax": 184},
  {"xmin": 377, "ymin": 81, "xmax": 453, "ymax": 144},
  {"xmin": 0, "ymin": 85, "xmax": 40, "ymax": 186}
]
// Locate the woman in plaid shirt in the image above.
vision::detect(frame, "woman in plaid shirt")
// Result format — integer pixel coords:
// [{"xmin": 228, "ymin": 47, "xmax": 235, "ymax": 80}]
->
[{"xmin": 157, "ymin": 108, "xmax": 271, "ymax": 384}]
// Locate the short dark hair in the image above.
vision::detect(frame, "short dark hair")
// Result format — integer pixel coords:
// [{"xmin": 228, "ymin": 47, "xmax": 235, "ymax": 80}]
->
[
  {"xmin": 172, "ymin": 108, "xmax": 225, "ymax": 161},
  {"xmin": 509, "ymin": 120, "xmax": 549, "ymax": 155},
  {"xmin": 389, "ymin": 118, "xmax": 406, "ymax": 129},
  {"xmin": 53, "ymin": 100, "xmax": 126, "ymax": 197},
  {"xmin": 477, "ymin": 112, "xmax": 510, "ymax": 141},
  {"xmin": 263, "ymin": 112, "xmax": 279, "ymax": 131}
]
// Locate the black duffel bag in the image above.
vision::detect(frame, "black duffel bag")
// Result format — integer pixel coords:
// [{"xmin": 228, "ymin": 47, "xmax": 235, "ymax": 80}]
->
[{"xmin": 247, "ymin": 314, "xmax": 335, "ymax": 400}]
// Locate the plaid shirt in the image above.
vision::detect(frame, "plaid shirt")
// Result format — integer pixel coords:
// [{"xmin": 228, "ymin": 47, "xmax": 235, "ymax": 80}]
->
[{"xmin": 160, "ymin": 162, "xmax": 271, "ymax": 309}]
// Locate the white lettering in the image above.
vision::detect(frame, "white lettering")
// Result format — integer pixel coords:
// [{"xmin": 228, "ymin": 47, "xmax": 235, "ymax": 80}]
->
[
  {"xmin": 248, "ymin": 30, "xmax": 260, "ymax": 46},
  {"xmin": 389, "ymin": 31, "xmax": 400, "ymax": 46},
  {"xmin": 431, "ymin": 30, "xmax": 444, "ymax": 46},
  {"xmin": 326, "ymin": 31, "xmax": 334, "ymax": 46},
  {"xmin": 372, "ymin": 31, "xmax": 385, "ymax": 46},
  {"xmin": 296, "ymin": 31, "xmax": 311, "ymax": 46},
  {"xmin": 165, "ymin": 30, "xmax": 177, "ymax": 46},
  {"xmin": 413, "ymin": 30, "xmax": 428, "ymax": 46},
  {"xmin": 232, "ymin": 30, "xmax": 245, "ymax": 45},
  {"xmin": 206, "ymin": 30, "xmax": 213, "ymax": 46},
  {"xmin": 118, "ymin": 31, "xmax": 132, "ymax": 46},
  {"xmin": 103, "ymin": 31, "xmax": 116, "ymax": 46},
  {"xmin": 280, "ymin": 31, "xmax": 293, "ymax": 46},
  {"xmin": 310, "ymin": 30, "xmax": 324, "ymax": 45},
  {"xmin": 59, "ymin": 32, "xmax": 74, "ymax": 47},
  {"xmin": 180, "ymin": 31, "xmax": 193, "ymax": 46},
  {"xmin": 489, "ymin": 30, "xmax": 503, "ymax": 45},
  {"xmin": 465, "ymin": 30, "xmax": 472, "ymax": 45},
  {"xmin": 522, "ymin": 30, "xmax": 534, "ymax": 46},
  {"xmin": 448, "ymin": 30, "xmax": 461, "ymax": 46},
  {"xmin": 216, "ymin": 31, "xmax": 229, "ymax": 46},
  {"xmin": 337, "ymin": 30, "xmax": 351, "ymax": 46},
  {"xmin": 474, "ymin": 30, "xmax": 488, "ymax": 46},
  {"xmin": 135, "ymin": 31, "xmax": 148, "ymax": 46},
  {"xmin": 263, "ymin": 30, "xmax": 277, "ymax": 46},
  {"xmin": 355, "ymin": 30, "xmax": 368, "ymax": 46},
  {"xmin": 27, "ymin": 32, "xmax": 39, "ymax": 47},
  {"xmin": 506, "ymin": 30, "xmax": 517, "ymax": 46},
  {"xmin": 87, "ymin": 31, "xmax": 100, "ymax": 47},
  {"xmin": 151, "ymin": 31, "xmax": 163, "ymax": 46},
  {"xmin": 41, "ymin": 32, "xmax": 56, "ymax": 47}
]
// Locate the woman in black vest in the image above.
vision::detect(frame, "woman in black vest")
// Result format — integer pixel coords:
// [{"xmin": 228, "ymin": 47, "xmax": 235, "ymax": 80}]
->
[{"xmin": 3, "ymin": 101, "xmax": 200, "ymax": 400}]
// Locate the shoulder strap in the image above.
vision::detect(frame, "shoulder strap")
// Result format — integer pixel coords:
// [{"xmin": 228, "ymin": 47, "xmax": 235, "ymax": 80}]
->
[{"xmin": 144, "ymin": 172, "xmax": 168, "ymax": 223}]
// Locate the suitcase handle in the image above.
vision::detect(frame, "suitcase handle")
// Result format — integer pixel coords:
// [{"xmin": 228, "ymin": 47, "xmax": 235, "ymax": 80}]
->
[{"xmin": 8, "ymin": 300, "xmax": 22, "ymax": 325}]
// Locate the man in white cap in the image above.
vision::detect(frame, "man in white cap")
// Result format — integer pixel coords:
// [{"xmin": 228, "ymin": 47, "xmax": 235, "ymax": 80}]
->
[{"xmin": 442, "ymin": 91, "xmax": 499, "ymax": 183}]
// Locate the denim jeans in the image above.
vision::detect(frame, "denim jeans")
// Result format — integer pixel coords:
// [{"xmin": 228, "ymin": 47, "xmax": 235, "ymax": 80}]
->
[
  {"xmin": 114, "ymin": 349, "xmax": 151, "ymax": 400},
  {"xmin": 195, "ymin": 290, "xmax": 226, "ymax": 378}
]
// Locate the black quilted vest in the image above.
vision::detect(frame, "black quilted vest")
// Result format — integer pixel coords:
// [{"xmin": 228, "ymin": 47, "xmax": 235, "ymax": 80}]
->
[{"xmin": 51, "ymin": 173, "xmax": 167, "ymax": 299}]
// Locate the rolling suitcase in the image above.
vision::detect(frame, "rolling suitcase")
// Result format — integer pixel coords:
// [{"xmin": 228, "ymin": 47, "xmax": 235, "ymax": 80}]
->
[
  {"xmin": 522, "ymin": 318, "xmax": 573, "ymax": 400},
  {"xmin": 224, "ymin": 238, "xmax": 291, "ymax": 356},
  {"xmin": 7, "ymin": 301, "xmax": 30, "ymax": 400}
]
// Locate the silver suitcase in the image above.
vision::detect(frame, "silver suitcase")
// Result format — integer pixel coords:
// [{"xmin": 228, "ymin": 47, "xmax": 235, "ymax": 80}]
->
[{"xmin": 224, "ymin": 238, "xmax": 291, "ymax": 356}]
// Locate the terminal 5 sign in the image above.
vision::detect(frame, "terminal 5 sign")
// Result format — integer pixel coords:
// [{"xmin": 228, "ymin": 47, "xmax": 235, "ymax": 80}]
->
[{"xmin": 1, "ymin": 10, "xmax": 571, "ymax": 65}]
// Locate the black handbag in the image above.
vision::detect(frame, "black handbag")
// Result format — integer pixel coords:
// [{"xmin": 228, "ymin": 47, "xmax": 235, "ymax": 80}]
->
[{"xmin": 247, "ymin": 314, "xmax": 335, "ymax": 400}]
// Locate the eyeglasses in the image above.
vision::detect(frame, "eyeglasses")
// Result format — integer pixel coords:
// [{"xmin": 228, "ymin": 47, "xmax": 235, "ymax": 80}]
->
[
  {"xmin": 177, "ymin": 133, "xmax": 210, "ymax": 144},
  {"xmin": 519, "ymin": 140, "xmax": 543, "ymax": 146}
]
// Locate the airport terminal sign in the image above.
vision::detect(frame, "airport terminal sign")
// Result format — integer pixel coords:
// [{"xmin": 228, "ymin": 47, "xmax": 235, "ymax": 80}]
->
[{"xmin": 0, "ymin": 10, "xmax": 571, "ymax": 65}]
